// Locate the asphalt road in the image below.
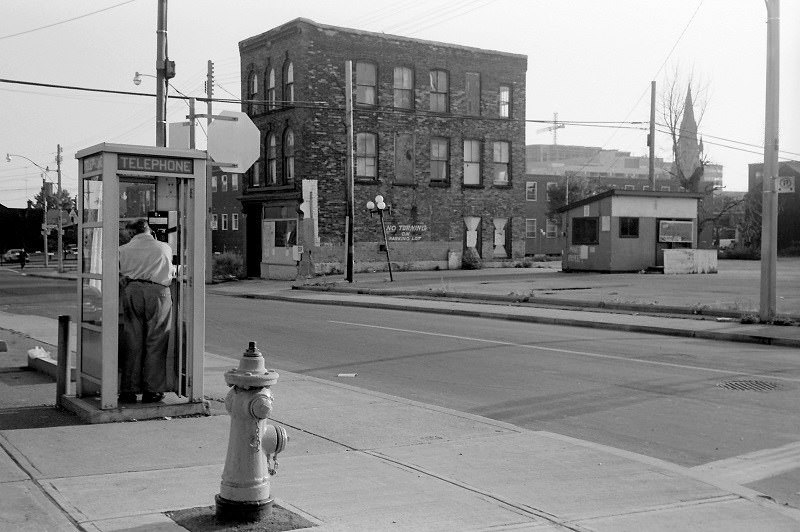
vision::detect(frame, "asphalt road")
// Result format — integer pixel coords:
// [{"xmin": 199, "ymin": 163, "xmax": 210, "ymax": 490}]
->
[
  {"xmin": 204, "ymin": 293, "xmax": 800, "ymax": 510},
  {"xmin": 1, "ymin": 269, "xmax": 798, "ymax": 509}
]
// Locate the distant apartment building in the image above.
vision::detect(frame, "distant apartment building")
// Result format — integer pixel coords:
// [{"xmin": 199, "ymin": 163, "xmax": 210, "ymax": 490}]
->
[
  {"xmin": 749, "ymin": 161, "xmax": 800, "ymax": 251},
  {"xmin": 238, "ymin": 18, "xmax": 527, "ymax": 278},
  {"xmin": 210, "ymin": 168, "xmax": 243, "ymax": 255},
  {"xmin": 524, "ymin": 144, "xmax": 722, "ymax": 255}
]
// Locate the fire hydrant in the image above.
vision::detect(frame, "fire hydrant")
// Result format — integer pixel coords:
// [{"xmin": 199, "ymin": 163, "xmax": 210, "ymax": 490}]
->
[{"xmin": 216, "ymin": 341, "xmax": 288, "ymax": 523}]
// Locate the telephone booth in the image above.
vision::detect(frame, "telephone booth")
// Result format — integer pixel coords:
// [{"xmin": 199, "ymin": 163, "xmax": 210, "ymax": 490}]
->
[{"xmin": 65, "ymin": 143, "xmax": 207, "ymax": 422}]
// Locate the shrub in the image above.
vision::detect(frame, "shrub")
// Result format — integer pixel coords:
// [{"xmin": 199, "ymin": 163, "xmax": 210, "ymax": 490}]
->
[
  {"xmin": 212, "ymin": 252, "xmax": 245, "ymax": 279},
  {"xmin": 461, "ymin": 247, "xmax": 482, "ymax": 270},
  {"xmin": 719, "ymin": 248, "xmax": 760, "ymax": 260}
]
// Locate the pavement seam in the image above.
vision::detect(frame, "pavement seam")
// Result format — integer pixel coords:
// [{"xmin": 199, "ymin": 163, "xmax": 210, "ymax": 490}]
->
[
  {"xmin": 0, "ymin": 433, "xmax": 87, "ymax": 531},
  {"xmin": 570, "ymin": 495, "xmax": 742, "ymax": 525},
  {"xmin": 540, "ymin": 431, "xmax": 800, "ymax": 524},
  {"xmin": 364, "ymin": 448, "xmax": 595, "ymax": 532}
]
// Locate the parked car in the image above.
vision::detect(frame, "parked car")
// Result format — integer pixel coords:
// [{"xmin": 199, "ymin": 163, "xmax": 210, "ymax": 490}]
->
[{"xmin": 2, "ymin": 249, "xmax": 24, "ymax": 262}]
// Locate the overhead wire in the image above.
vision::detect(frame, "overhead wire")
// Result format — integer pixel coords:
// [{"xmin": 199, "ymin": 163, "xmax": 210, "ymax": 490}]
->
[
  {"xmin": 0, "ymin": 76, "xmax": 794, "ymax": 164},
  {"xmin": 0, "ymin": 0, "xmax": 141, "ymax": 41}
]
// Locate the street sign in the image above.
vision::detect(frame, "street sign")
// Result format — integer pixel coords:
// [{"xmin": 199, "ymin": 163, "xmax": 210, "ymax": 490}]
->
[
  {"xmin": 777, "ymin": 175, "xmax": 795, "ymax": 194},
  {"xmin": 207, "ymin": 110, "xmax": 260, "ymax": 173}
]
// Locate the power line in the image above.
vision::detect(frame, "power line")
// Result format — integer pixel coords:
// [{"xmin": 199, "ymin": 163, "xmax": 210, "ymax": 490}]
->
[
  {"xmin": 0, "ymin": 0, "xmax": 140, "ymax": 41},
  {"xmin": 1, "ymin": 76, "xmax": 795, "ymax": 161}
]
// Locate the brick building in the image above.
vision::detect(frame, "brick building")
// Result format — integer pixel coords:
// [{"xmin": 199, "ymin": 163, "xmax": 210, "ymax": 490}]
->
[
  {"xmin": 238, "ymin": 18, "xmax": 527, "ymax": 279},
  {"xmin": 749, "ymin": 161, "xmax": 800, "ymax": 252},
  {"xmin": 210, "ymin": 168, "xmax": 243, "ymax": 255}
]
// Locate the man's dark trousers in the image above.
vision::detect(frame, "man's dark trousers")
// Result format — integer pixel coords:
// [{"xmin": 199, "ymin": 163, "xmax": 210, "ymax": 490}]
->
[{"xmin": 121, "ymin": 281, "xmax": 172, "ymax": 394}]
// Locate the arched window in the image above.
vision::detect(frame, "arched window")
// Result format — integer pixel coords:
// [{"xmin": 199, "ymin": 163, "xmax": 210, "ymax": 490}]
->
[
  {"xmin": 267, "ymin": 133, "xmax": 277, "ymax": 185},
  {"xmin": 283, "ymin": 61, "xmax": 294, "ymax": 104},
  {"xmin": 267, "ymin": 67, "xmax": 276, "ymax": 110},
  {"xmin": 283, "ymin": 129, "xmax": 295, "ymax": 185},
  {"xmin": 247, "ymin": 71, "xmax": 258, "ymax": 114}
]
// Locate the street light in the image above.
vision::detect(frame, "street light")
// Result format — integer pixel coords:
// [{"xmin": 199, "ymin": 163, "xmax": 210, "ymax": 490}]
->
[
  {"xmin": 6, "ymin": 153, "xmax": 56, "ymax": 269},
  {"xmin": 366, "ymin": 195, "xmax": 393, "ymax": 282}
]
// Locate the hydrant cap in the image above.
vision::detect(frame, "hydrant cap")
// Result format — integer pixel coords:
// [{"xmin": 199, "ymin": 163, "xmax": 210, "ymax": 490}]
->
[{"xmin": 224, "ymin": 341, "xmax": 279, "ymax": 387}]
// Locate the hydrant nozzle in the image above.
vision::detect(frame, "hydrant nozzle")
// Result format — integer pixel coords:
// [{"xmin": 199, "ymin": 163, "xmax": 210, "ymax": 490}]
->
[{"xmin": 216, "ymin": 341, "xmax": 287, "ymax": 524}]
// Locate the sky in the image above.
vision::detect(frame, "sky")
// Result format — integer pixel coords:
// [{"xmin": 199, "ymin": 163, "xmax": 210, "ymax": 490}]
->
[{"xmin": 1, "ymin": 0, "xmax": 798, "ymax": 208}]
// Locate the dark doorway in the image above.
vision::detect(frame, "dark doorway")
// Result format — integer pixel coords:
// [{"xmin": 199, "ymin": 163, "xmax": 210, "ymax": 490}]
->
[{"xmin": 245, "ymin": 203, "xmax": 262, "ymax": 277}]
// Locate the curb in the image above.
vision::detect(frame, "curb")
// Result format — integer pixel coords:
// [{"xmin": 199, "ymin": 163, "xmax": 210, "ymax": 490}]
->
[{"xmin": 220, "ymin": 290, "xmax": 800, "ymax": 348}]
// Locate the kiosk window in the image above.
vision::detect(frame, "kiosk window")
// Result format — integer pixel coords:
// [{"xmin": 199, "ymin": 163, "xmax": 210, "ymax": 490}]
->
[
  {"xmin": 619, "ymin": 217, "xmax": 639, "ymax": 238},
  {"xmin": 572, "ymin": 217, "xmax": 599, "ymax": 245}
]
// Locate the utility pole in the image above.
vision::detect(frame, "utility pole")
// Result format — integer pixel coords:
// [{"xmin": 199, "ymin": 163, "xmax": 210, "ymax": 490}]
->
[
  {"xmin": 205, "ymin": 60, "xmax": 214, "ymax": 283},
  {"xmin": 344, "ymin": 60, "xmax": 354, "ymax": 282},
  {"xmin": 41, "ymin": 176, "xmax": 49, "ymax": 268},
  {"xmin": 155, "ymin": 0, "xmax": 168, "ymax": 147},
  {"xmin": 760, "ymin": 0, "xmax": 780, "ymax": 322},
  {"xmin": 648, "ymin": 81, "xmax": 656, "ymax": 189},
  {"xmin": 56, "ymin": 144, "xmax": 64, "ymax": 273}
]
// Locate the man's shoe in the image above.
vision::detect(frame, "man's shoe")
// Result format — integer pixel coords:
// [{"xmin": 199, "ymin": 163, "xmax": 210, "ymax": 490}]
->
[
  {"xmin": 118, "ymin": 392, "xmax": 138, "ymax": 403},
  {"xmin": 142, "ymin": 392, "xmax": 165, "ymax": 403}
]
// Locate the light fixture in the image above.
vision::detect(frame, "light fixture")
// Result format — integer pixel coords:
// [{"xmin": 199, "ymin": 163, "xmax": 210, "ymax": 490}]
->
[{"xmin": 365, "ymin": 194, "xmax": 393, "ymax": 281}]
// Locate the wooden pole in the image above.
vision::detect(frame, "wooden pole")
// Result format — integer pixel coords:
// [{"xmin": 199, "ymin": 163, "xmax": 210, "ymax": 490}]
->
[{"xmin": 345, "ymin": 61, "xmax": 354, "ymax": 282}]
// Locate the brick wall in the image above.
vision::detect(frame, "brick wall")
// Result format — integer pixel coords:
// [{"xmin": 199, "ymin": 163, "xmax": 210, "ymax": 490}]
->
[{"xmin": 239, "ymin": 19, "xmax": 528, "ymax": 274}]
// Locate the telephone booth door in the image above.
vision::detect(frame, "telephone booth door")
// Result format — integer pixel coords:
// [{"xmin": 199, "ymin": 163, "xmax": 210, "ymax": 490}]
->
[{"xmin": 74, "ymin": 143, "xmax": 206, "ymax": 411}]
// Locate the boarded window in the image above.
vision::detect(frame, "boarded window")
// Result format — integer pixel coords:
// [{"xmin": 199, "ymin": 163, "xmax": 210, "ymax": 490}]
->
[
  {"xmin": 394, "ymin": 133, "xmax": 415, "ymax": 184},
  {"xmin": 465, "ymin": 72, "xmax": 480, "ymax": 116}
]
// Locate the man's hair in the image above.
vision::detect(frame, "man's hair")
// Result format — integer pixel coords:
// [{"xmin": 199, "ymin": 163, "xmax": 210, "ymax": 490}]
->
[{"xmin": 127, "ymin": 219, "xmax": 150, "ymax": 235}]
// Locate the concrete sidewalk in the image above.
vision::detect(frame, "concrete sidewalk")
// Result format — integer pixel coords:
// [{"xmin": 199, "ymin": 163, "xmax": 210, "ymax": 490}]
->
[{"xmin": 2, "ymin": 336, "xmax": 800, "ymax": 531}]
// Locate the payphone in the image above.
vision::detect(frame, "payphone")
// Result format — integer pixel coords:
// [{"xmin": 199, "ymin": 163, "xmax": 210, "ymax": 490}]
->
[
  {"xmin": 148, "ymin": 210, "xmax": 179, "ymax": 262},
  {"xmin": 66, "ymin": 143, "xmax": 207, "ymax": 419}
]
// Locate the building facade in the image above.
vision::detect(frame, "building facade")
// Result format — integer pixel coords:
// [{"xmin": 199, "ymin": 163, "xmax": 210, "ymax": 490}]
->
[
  {"xmin": 749, "ymin": 161, "xmax": 800, "ymax": 252},
  {"xmin": 210, "ymin": 168, "xmax": 243, "ymax": 255},
  {"xmin": 238, "ymin": 18, "xmax": 527, "ymax": 278}
]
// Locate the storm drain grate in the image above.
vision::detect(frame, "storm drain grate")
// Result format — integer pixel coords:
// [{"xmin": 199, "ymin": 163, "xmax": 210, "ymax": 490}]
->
[{"xmin": 716, "ymin": 379, "xmax": 781, "ymax": 392}]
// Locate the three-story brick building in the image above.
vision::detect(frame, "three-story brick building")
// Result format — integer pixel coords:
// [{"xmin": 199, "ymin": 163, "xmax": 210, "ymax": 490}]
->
[{"xmin": 239, "ymin": 18, "xmax": 527, "ymax": 279}]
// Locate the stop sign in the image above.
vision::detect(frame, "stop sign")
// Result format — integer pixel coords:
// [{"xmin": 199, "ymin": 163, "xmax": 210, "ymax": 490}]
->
[{"xmin": 207, "ymin": 110, "xmax": 260, "ymax": 173}]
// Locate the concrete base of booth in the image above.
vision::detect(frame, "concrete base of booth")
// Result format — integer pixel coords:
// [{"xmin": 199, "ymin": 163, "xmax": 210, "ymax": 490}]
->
[{"xmin": 60, "ymin": 394, "xmax": 209, "ymax": 424}]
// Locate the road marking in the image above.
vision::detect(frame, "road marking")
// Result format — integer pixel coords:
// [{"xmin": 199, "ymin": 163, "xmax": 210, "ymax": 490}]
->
[
  {"xmin": 329, "ymin": 320, "xmax": 800, "ymax": 384},
  {"xmin": 690, "ymin": 441, "xmax": 800, "ymax": 484}
]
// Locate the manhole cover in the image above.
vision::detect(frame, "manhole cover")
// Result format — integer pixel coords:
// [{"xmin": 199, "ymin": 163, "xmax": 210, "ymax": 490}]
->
[{"xmin": 717, "ymin": 380, "xmax": 781, "ymax": 392}]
